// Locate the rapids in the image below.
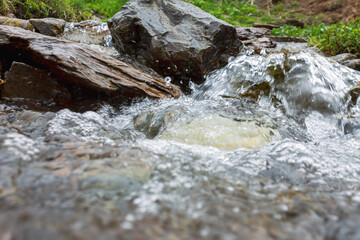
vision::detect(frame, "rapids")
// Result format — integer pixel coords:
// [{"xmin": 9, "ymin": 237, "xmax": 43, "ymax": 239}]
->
[{"xmin": 1, "ymin": 39, "xmax": 360, "ymax": 239}]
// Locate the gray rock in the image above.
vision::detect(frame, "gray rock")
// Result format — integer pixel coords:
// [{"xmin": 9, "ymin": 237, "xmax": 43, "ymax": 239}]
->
[
  {"xmin": 29, "ymin": 18, "xmax": 65, "ymax": 37},
  {"xmin": 243, "ymin": 37, "xmax": 277, "ymax": 49},
  {"xmin": 343, "ymin": 59, "xmax": 360, "ymax": 71},
  {"xmin": 0, "ymin": 25, "xmax": 182, "ymax": 99},
  {"xmin": 329, "ymin": 53, "xmax": 358, "ymax": 64},
  {"xmin": 253, "ymin": 19, "xmax": 304, "ymax": 30},
  {"xmin": 269, "ymin": 36, "xmax": 307, "ymax": 43},
  {"xmin": 253, "ymin": 23, "xmax": 281, "ymax": 30},
  {"xmin": 0, "ymin": 16, "xmax": 34, "ymax": 31},
  {"xmin": 134, "ymin": 106, "xmax": 184, "ymax": 138},
  {"xmin": 236, "ymin": 26, "xmax": 271, "ymax": 40},
  {"xmin": 108, "ymin": 0, "xmax": 242, "ymax": 87},
  {"xmin": 11, "ymin": 111, "xmax": 56, "ymax": 138}
]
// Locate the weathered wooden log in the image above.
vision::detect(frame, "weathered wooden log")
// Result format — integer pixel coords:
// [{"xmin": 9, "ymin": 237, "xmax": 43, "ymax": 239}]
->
[{"xmin": 0, "ymin": 25, "xmax": 182, "ymax": 99}]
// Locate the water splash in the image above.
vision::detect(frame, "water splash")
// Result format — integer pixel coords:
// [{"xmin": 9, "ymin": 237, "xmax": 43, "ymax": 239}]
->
[
  {"xmin": 194, "ymin": 50, "xmax": 360, "ymax": 119},
  {"xmin": 2, "ymin": 45, "xmax": 360, "ymax": 239}
]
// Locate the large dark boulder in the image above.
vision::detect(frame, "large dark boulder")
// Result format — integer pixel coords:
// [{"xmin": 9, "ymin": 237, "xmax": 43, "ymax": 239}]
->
[
  {"xmin": 108, "ymin": 0, "xmax": 242, "ymax": 88},
  {"xmin": 0, "ymin": 25, "xmax": 181, "ymax": 101}
]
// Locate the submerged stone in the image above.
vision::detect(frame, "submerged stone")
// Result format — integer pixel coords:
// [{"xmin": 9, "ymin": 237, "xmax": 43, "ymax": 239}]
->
[
  {"xmin": 134, "ymin": 106, "xmax": 184, "ymax": 138},
  {"xmin": 158, "ymin": 114, "xmax": 281, "ymax": 150},
  {"xmin": 108, "ymin": 0, "xmax": 242, "ymax": 87}
]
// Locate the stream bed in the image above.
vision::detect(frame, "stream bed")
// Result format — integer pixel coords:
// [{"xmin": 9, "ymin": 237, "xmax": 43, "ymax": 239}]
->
[{"xmin": 1, "ymin": 39, "xmax": 360, "ymax": 239}]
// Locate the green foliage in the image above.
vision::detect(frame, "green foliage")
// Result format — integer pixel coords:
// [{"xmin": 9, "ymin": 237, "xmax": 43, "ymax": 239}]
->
[
  {"xmin": 187, "ymin": 0, "xmax": 265, "ymax": 26},
  {"xmin": 271, "ymin": 24, "xmax": 322, "ymax": 38},
  {"xmin": 0, "ymin": 0, "xmax": 127, "ymax": 21},
  {"xmin": 309, "ymin": 19, "xmax": 360, "ymax": 56},
  {"xmin": 0, "ymin": 0, "xmax": 12, "ymax": 15},
  {"xmin": 69, "ymin": 0, "xmax": 128, "ymax": 20},
  {"xmin": 291, "ymin": 1, "xmax": 297, "ymax": 7},
  {"xmin": 2, "ymin": 0, "xmax": 80, "ymax": 20},
  {"xmin": 272, "ymin": 19, "xmax": 360, "ymax": 56}
]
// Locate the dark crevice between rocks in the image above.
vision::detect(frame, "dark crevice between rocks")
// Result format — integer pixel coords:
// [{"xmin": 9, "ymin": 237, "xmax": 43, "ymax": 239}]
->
[{"xmin": 0, "ymin": 47, "xmax": 141, "ymax": 112}]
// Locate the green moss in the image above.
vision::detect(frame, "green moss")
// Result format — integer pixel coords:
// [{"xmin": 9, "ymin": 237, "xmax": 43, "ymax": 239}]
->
[{"xmin": 272, "ymin": 19, "xmax": 360, "ymax": 56}]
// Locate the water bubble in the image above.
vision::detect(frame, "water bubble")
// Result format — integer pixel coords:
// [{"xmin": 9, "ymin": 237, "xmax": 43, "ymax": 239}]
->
[
  {"xmin": 233, "ymin": 207, "xmax": 240, "ymax": 213},
  {"xmin": 104, "ymin": 35, "xmax": 113, "ymax": 48},
  {"xmin": 165, "ymin": 76, "xmax": 172, "ymax": 86}
]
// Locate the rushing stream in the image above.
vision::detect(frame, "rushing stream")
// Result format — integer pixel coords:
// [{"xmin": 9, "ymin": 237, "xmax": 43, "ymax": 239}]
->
[{"xmin": 1, "ymin": 31, "xmax": 360, "ymax": 239}]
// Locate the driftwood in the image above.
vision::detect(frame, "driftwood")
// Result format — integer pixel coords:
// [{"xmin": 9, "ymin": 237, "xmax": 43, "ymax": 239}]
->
[{"xmin": 0, "ymin": 25, "xmax": 182, "ymax": 99}]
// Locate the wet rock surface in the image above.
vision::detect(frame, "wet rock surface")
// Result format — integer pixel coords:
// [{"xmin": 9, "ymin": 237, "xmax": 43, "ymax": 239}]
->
[
  {"xmin": 269, "ymin": 36, "xmax": 307, "ymax": 43},
  {"xmin": 134, "ymin": 105, "xmax": 184, "ymax": 138},
  {"xmin": 29, "ymin": 18, "xmax": 65, "ymax": 37},
  {"xmin": 253, "ymin": 22, "xmax": 281, "ymax": 30},
  {"xmin": 108, "ymin": 0, "xmax": 242, "ymax": 87},
  {"xmin": 236, "ymin": 26, "xmax": 271, "ymax": 40},
  {"xmin": 0, "ymin": 25, "xmax": 182, "ymax": 100},
  {"xmin": 2, "ymin": 62, "xmax": 72, "ymax": 105},
  {"xmin": 343, "ymin": 59, "xmax": 360, "ymax": 71},
  {"xmin": 253, "ymin": 19, "xmax": 305, "ymax": 30},
  {"xmin": 243, "ymin": 37, "xmax": 277, "ymax": 50},
  {"xmin": 329, "ymin": 53, "xmax": 360, "ymax": 72},
  {"xmin": 329, "ymin": 53, "xmax": 358, "ymax": 63}
]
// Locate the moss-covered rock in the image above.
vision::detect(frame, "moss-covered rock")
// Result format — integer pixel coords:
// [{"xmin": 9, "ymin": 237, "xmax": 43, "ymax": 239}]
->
[{"xmin": 0, "ymin": 16, "xmax": 34, "ymax": 31}]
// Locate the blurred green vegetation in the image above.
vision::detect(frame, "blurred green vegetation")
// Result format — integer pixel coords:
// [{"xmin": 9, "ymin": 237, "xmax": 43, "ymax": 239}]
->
[
  {"xmin": 1, "ymin": 0, "xmax": 287, "ymax": 24},
  {"xmin": 272, "ymin": 19, "xmax": 360, "ymax": 56},
  {"xmin": 187, "ymin": 0, "xmax": 277, "ymax": 26},
  {"xmin": 1, "ymin": 0, "xmax": 79, "ymax": 20},
  {"xmin": 0, "ymin": 0, "xmax": 127, "ymax": 21},
  {"xmin": 70, "ymin": 0, "xmax": 128, "ymax": 20}
]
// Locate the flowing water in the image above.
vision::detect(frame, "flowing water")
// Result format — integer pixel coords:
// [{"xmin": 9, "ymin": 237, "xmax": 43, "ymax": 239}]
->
[{"xmin": 1, "ymin": 36, "xmax": 360, "ymax": 239}]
